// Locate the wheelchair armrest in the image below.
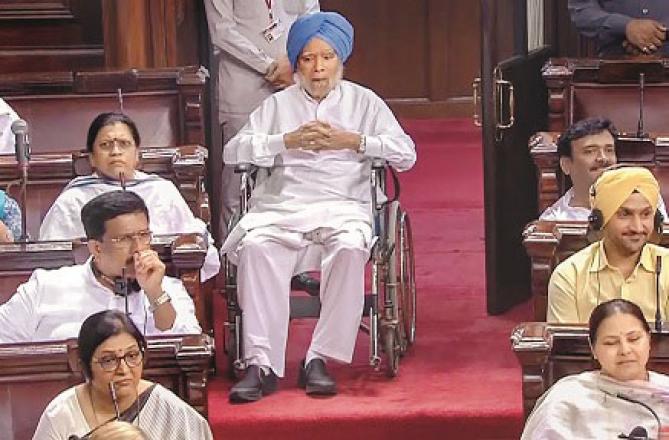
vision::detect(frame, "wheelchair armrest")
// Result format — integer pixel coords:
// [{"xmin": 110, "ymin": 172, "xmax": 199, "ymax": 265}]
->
[{"xmin": 371, "ymin": 159, "xmax": 387, "ymax": 170}]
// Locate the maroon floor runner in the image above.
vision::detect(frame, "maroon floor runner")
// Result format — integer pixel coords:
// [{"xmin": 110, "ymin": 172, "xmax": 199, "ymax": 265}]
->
[{"xmin": 206, "ymin": 118, "xmax": 533, "ymax": 439}]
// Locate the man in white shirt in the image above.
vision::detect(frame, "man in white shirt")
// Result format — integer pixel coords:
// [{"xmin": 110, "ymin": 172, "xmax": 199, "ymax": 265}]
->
[
  {"xmin": 540, "ymin": 116, "xmax": 667, "ymax": 221},
  {"xmin": 39, "ymin": 112, "xmax": 220, "ymax": 281},
  {"xmin": 222, "ymin": 12, "xmax": 416, "ymax": 403},
  {"xmin": 0, "ymin": 190, "xmax": 202, "ymax": 343},
  {"xmin": 203, "ymin": 0, "xmax": 320, "ymax": 235},
  {"xmin": 0, "ymin": 98, "xmax": 19, "ymax": 155}
]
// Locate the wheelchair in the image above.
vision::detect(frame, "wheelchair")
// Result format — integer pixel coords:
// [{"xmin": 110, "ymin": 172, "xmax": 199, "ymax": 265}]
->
[{"xmin": 223, "ymin": 159, "xmax": 416, "ymax": 378}]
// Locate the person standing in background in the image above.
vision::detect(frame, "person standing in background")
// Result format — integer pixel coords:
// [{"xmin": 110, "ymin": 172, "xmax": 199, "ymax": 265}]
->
[{"xmin": 203, "ymin": 0, "xmax": 320, "ymax": 236}]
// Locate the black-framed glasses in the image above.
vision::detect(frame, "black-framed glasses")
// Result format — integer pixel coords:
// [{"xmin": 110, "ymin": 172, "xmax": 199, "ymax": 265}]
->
[
  {"xmin": 107, "ymin": 230, "xmax": 153, "ymax": 248},
  {"xmin": 94, "ymin": 349, "xmax": 144, "ymax": 372},
  {"xmin": 97, "ymin": 138, "xmax": 135, "ymax": 152}
]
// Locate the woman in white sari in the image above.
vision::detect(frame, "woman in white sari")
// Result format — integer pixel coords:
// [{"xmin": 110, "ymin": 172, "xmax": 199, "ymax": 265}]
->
[
  {"xmin": 33, "ymin": 310, "xmax": 213, "ymax": 440},
  {"xmin": 522, "ymin": 299, "xmax": 669, "ymax": 439}
]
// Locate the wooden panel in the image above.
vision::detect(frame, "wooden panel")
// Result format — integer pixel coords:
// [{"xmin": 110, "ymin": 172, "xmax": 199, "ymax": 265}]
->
[
  {"xmin": 320, "ymin": 0, "xmax": 480, "ymax": 118},
  {"xmin": 102, "ymin": 0, "xmax": 202, "ymax": 69},
  {"xmin": 0, "ymin": 0, "xmax": 104, "ymax": 74}
]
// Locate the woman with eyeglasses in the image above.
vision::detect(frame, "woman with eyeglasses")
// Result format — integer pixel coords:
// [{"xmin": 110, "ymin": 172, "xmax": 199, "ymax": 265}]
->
[
  {"xmin": 38, "ymin": 112, "xmax": 219, "ymax": 282},
  {"xmin": 33, "ymin": 310, "xmax": 213, "ymax": 439},
  {"xmin": 521, "ymin": 299, "xmax": 669, "ymax": 439}
]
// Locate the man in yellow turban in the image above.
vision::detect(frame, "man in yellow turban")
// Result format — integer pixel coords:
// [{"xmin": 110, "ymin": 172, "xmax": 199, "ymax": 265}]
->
[{"xmin": 547, "ymin": 167, "xmax": 669, "ymax": 323}]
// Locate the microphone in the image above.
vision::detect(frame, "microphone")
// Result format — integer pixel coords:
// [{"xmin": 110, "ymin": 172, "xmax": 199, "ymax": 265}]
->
[
  {"xmin": 10, "ymin": 119, "xmax": 30, "ymax": 166},
  {"xmin": 616, "ymin": 393, "xmax": 661, "ymax": 440},
  {"xmin": 619, "ymin": 426, "xmax": 648, "ymax": 439},
  {"xmin": 11, "ymin": 119, "xmax": 30, "ymax": 242},
  {"xmin": 657, "ymin": 255, "xmax": 663, "ymax": 332}
]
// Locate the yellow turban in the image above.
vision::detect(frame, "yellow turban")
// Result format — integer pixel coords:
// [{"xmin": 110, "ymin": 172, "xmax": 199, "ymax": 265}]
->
[{"xmin": 590, "ymin": 167, "xmax": 660, "ymax": 227}]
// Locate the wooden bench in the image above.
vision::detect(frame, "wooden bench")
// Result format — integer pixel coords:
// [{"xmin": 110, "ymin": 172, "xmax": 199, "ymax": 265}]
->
[
  {"xmin": 523, "ymin": 221, "xmax": 669, "ymax": 321},
  {"xmin": 511, "ymin": 322, "xmax": 669, "ymax": 418},
  {"xmin": 0, "ymin": 146, "xmax": 209, "ymax": 239},
  {"xmin": 0, "ymin": 67, "xmax": 206, "ymax": 153},
  {"xmin": 0, "ymin": 233, "xmax": 210, "ymax": 332},
  {"xmin": 0, "ymin": 333, "xmax": 213, "ymax": 440},
  {"xmin": 543, "ymin": 58, "xmax": 669, "ymax": 134}
]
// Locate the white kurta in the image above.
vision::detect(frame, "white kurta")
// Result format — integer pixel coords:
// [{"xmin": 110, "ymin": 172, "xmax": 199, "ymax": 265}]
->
[
  {"xmin": 33, "ymin": 383, "xmax": 213, "ymax": 440},
  {"xmin": 0, "ymin": 258, "xmax": 201, "ymax": 343},
  {"xmin": 0, "ymin": 98, "xmax": 19, "ymax": 155},
  {"xmin": 540, "ymin": 187, "xmax": 669, "ymax": 221},
  {"xmin": 39, "ymin": 171, "xmax": 220, "ymax": 281},
  {"xmin": 522, "ymin": 370, "xmax": 669, "ymax": 439},
  {"xmin": 221, "ymin": 81, "xmax": 416, "ymax": 375}
]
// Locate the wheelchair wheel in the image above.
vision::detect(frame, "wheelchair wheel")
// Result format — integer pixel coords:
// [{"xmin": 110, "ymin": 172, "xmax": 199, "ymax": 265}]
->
[
  {"xmin": 387, "ymin": 202, "xmax": 417, "ymax": 352},
  {"xmin": 383, "ymin": 326, "xmax": 401, "ymax": 378},
  {"xmin": 223, "ymin": 258, "xmax": 244, "ymax": 380}
]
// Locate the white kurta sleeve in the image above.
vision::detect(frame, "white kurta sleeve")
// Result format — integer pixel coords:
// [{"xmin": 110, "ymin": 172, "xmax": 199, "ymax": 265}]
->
[
  {"xmin": 223, "ymin": 96, "xmax": 286, "ymax": 167},
  {"xmin": 203, "ymin": 0, "xmax": 274, "ymax": 75},
  {"xmin": 0, "ymin": 274, "xmax": 40, "ymax": 343},
  {"xmin": 39, "ymin": 196, "xmax": 84, "ymax": 240},
  {"xmin": 158, "ymin": 278, "xmax": 202, "ymax": 334},
  {"xmin": 363, "ymin": 94, "xmax": 416, "ymax": 172}
]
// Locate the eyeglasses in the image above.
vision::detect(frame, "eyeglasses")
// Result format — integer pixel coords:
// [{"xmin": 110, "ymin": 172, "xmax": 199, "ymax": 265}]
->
[
  {"xmin": 94, "ymin": 349, "xmax": 144, "ymax": 372},
  {"xmin": 97, "ymin": 138, "xmax": 135, "ymax": 152},
  {"xmin": 107, "ymin": 230, "xmax": 153, "ymax": 248}
]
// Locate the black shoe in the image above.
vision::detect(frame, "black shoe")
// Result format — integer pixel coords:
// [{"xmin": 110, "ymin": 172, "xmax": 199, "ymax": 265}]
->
[
  {"xmin": 229, "ymin": 365, "xmax": 278, "ymax": 403},
  {"xmin": 298, "ymin": 359, "xmax": 337, "ymax": 396},
  {"xmin": 291, "ymin": 273, "xmax": 320, "ymax": 296}
]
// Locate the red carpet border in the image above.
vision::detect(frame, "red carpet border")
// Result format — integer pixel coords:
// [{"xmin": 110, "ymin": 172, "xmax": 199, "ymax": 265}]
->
[{"xmin": 207, "ymin": 118, "xmax": 533, "ymax": 439}]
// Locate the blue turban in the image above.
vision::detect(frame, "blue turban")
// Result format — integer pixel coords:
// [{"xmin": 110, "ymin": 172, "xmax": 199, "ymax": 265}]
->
[{"xmin": 287, "ymin": 12, "xmax": 354, "ymax": 69}]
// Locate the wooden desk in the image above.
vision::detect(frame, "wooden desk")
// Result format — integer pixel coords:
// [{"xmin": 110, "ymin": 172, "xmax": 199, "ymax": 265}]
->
[
  {"xmin": 523, "ymin": 221, "xmax": 669, "ymax": 321},
  {"xmin": 0, "ymin": 67, "xmax": 205, "ymax": 152},
  {"xmin": 0, "ymin": 333, "xmax": 213, "ymax": 440},
  {"xmin": 0, "ymin": 233, "xmax": 209, "ymax": 331},
  {"xmin": 0, "ymin": 146, "xmax": 209, "ymax": 239},
  {"xmin": 512, "ymin": 322, "xmax": 669, "ymax": 418}
]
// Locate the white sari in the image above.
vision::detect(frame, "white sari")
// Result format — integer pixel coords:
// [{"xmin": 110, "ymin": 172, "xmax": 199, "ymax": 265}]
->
[
  {"xmin": 521, "ymin": 370, "xmax": 669, "ymax": 439},
  {"xmin": 33, "ymin": 383, "xmax": 213, "ymax": 440}
]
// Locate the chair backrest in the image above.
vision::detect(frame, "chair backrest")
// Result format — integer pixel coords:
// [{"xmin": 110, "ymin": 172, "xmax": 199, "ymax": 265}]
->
[
  {"xmin": 0, "ymin": 67, "xmax": 206, "ymax": 153},
  {"xmin": 0, "ymin": 145, "xmax": 209, "ymax": 239},
  {"xmin": 0, "ymin": 334, "xmax": 213, "ymax": 440},
  {"xmin": 512, "ymin": 322, "xmax": 669, "ymax": 418}
]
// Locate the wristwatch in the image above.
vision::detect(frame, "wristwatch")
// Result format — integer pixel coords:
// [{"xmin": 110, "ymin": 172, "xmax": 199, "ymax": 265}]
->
[
  {"xmin": 358, "ymin": 134, "xmax": 367, "ymax": 154},
  {"xmin": 149, "ymin": 291, "xmax": 172, "ymax": 313}
]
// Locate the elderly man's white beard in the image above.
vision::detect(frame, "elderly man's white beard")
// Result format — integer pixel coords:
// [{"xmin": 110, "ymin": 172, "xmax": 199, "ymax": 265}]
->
[{"xmin": 296, "ymin": 64, "xmax": 344, "ymax": 101}]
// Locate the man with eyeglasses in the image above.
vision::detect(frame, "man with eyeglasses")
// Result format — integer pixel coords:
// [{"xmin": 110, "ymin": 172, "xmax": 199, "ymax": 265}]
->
[{"xmin": 0, "ymin": 190, "xmax": 202, "ymax": 343}]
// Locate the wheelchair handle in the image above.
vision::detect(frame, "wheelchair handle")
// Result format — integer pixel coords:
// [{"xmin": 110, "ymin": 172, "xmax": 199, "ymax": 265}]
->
[
  {"xmin": 372, "ymin": 159, "xmax": 387, "ymax": 170},
  {"xmin": 234, "ymin": 163, "xmax": 254, "ymax": 173}
]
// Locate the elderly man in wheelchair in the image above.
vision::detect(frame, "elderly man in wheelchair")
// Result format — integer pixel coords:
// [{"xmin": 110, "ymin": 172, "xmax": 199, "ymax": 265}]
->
[{"xmin": 220, "ymin": 12, "xmax": 417, "ymax": 403}]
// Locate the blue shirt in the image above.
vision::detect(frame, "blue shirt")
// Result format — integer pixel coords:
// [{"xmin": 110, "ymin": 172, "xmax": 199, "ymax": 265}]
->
[
  {"xmin": 569, "ymin": 0, "xmax": 669, "ymax": 55},
  {"xmin": 0, "ymin": 191, "xmax": 21, "ymax": 240}
]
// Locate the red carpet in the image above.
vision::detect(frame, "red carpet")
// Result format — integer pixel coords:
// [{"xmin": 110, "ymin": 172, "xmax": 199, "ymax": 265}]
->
[{"xmin": 207, "ymin": 118, "xmax": 533, "ymax": 439}]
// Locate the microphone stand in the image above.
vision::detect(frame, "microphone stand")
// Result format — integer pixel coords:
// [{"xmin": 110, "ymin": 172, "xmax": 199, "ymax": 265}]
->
[
  {"xmin": 109, "ymin": 382, "xmax": 121, "ymax": 419},
  {"xmin": 616, "ymin": 393, "xmax": 661, "ymax": 440},
  {"xmin": 18, "ymin": 157, "xmax": 28, "ymax": 242},
  {"xmin": 656, "ymin": 255, "xmax": 663, "ymax": 332},
  {"xmin": 637, "ymin": 72, "xmax": 647, "ymax": 139}
]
